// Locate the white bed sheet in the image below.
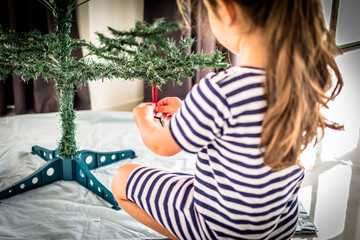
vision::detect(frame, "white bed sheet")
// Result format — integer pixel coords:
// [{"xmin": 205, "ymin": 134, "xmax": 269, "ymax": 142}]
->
[{"xmin": 0, "ymin": 111, "xmax": 196, "ymax": 239}]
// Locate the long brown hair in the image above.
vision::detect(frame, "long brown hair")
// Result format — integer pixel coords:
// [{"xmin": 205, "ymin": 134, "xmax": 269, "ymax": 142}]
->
[{"xmin": 180, "ymin": 0, "xmax": 344, "ymax": 170}]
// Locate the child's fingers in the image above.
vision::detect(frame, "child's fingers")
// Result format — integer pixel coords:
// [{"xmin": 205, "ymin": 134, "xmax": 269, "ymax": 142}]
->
[
  {"xmin": 161, "ymin": 113, "xmax": 172, "ymax": 120},
  {"xmin": 137, "ymin": 102, "xmax": 154, "ymax": 108},
  {"xmin": 133, "ymin": 103, "xmax": 155, "ymax": 116},
  {"xmin": 156, "ymin": 105, "xmax": 171, "ymax": 113},
  {"xmin": 157, "ymin": 97, "xmax": 173, "ymax": 106}
]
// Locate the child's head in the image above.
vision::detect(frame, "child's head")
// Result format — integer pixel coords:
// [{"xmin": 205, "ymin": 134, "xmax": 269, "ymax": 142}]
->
[
  {"xmin": 203, "ymin": 0, "xmax": 338, "ymax": 55},
  {"xmin": 179, "ymin": 0, "xmax": 344, "ymax": 170}
]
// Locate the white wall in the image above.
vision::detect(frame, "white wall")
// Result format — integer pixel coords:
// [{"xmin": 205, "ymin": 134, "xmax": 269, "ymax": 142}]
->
[{"xmin": 77, "ymin": 0, "xmax": 144, "ymax": 111}]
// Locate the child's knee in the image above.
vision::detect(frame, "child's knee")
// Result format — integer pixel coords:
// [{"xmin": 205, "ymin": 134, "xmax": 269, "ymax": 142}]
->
[{"xmin": 111, "ymin": 163, "xmax": 140, "ymax": 201}]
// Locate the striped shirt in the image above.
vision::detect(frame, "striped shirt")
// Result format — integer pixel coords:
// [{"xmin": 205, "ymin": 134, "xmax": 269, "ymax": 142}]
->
[
  {"xmin": 169, "ymin": 66, "xmax": 304, "ymax": 239},
  {"xmin": 126, "ymin": 66, "xmax": 304, "ymax": 240}
]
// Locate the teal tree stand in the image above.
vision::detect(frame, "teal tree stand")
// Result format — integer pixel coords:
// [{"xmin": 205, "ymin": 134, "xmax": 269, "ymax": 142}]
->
[{"xmin": 0, "ymin": 146, "xmax": 136, "ymax": 210}]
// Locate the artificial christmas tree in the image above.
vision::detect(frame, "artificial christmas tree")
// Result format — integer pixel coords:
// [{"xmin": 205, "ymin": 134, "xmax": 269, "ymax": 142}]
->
[{"xmin": 0, "ymin": 0, "xmax": 228, "ymax": 209}]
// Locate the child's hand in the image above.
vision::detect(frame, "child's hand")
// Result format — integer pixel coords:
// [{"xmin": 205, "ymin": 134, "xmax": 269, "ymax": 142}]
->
[
  {"xmin": 133, "ymin": 102, "xmax": 155, "ymax": 127},
  {"xmin": 155, "ymin": 97, "xmax": 182, "ymax": 120}
]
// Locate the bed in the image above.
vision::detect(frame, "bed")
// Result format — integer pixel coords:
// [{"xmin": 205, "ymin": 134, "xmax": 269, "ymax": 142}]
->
[{"xmin": 0, "ymin": 111, "xmax": 316, "ymax": 239}]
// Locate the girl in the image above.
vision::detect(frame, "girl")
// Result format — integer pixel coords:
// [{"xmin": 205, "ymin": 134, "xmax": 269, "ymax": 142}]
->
[{"xmin": 112, "ymin": 0, "xmax": 343, "ymax": 239}]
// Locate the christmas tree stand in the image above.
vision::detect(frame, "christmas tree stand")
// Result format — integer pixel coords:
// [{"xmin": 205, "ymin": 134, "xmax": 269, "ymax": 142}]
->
[{"xmin": 0, "ymin": 145, "xmax": 136, "ymax": 210}]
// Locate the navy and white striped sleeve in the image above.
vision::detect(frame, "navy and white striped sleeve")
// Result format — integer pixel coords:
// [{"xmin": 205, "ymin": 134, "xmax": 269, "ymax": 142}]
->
[{"xmin": 169, "ymin": 76, "xmax": 230, "ymax": 154}]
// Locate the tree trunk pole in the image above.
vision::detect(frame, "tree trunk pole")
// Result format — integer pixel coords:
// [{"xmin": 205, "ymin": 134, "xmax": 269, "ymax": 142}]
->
[{"xmin": 54, "ymin": 1, "xmax": 78, "ymax": 158}]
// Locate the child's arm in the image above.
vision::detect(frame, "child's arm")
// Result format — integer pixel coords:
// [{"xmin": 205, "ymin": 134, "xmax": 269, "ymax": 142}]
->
[{"xmin": 133, "ymin": 102, "xmax": 182, "ymax": 156}]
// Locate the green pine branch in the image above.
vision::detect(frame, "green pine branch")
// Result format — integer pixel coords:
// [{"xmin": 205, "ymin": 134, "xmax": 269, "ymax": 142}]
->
[
  {"xmin": 87, "ymin": 18, "xmax": 229, "ymax": 88},
  {"xmin": 0, "ymin": 2, "xmax": 229, "ymax": 158}
]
